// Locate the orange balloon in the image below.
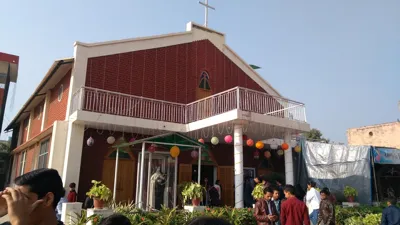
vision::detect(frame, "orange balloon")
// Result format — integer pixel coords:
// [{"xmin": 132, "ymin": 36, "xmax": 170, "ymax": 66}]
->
[
  {"xmin": 256, "ymin": 141, "xmax": 264, "ymax": 150},
  {"xmin": 264, "ymin": 151, "xmax": 271, "ymax": 159},
  {"xmin": 170, "ymin": 146, "xmax": 180, "ymax": 158},
  {"xmin": 282, "ymin": 143, "xmax": 289, "ymax": 150},
  {"xmin": 246, "ymin": 139, "xmax": 254, "ymax": 147}
]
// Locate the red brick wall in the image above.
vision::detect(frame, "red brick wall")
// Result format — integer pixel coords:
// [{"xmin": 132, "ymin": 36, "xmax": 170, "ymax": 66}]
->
[
  {"xmin": 25, "ymin": 146, "xmax": 36, "ymax": 173},
  {"xmin": 85, "ymin": 40, "xmax": 266, "ymax": 104},
  {"xmin": 29, "ymin": 101, "xmax": 44, "ymax": 138},
  {"xmin": 46, "ymin": 70, "xmax": 71, "ymax": 128},
  {"xmin": 14, "ymin": 152, "xmax": 20, "ymax": 178}
]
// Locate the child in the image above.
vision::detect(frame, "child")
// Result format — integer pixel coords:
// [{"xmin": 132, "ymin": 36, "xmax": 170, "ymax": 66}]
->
[
  {"xmin": 317, "ymin": 188, "xmax": 335, "ymax": 225},
  {"xmin": 67, "ymin": 182, "xmax": 78, "ymax": 202}
]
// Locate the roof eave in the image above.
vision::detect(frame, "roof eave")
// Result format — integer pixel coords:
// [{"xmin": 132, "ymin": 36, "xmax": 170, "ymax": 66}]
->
[{"xmin": 5, "ymin": 58, "xmax": 74, "ymax": 131}]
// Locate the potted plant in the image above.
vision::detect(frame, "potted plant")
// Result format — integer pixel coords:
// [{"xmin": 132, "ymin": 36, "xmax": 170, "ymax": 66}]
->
[
  {"xmin": 86, "ymin": 180, "xmax": 112, "ymax": 209},
  {"xmin": 181, "ymin": 182, "xmax": 205, "ymax": 206},
  {"xmin": 251, "ymin": 183, "xmax": 264, "ymax": 207},
  {"xmin": 343, "ymin": 186, "xmax": 358, "ymax": 202}
]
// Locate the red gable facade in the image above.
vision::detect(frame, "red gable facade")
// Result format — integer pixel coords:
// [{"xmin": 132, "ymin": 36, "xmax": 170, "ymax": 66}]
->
[{"xmin": 85, "ymin": 39, "xmax": 266, "ymax": 104}]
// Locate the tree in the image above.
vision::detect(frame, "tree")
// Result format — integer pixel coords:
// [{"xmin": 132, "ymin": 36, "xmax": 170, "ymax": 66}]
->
[{"xmin": 305, "ymin": 128, "xmax": 330, "ymax": 143}]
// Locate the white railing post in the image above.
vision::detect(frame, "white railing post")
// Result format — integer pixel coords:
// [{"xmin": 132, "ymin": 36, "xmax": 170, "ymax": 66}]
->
[
  {"xmin": 303, "ymin": 107, "xmax": 307, "ymax": 123},
  {"xmin": 236, "ymin": 87, "xmax": 240, "ymax": 109}
]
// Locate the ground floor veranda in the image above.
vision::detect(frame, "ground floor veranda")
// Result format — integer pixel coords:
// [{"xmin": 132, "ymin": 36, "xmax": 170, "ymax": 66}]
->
[
  {"xmin": 59, "ymin": 118, "xmax": 307, "ymax": 211},
  {"xmin": 76, "ymin": 129, "xmax": 290, "ymax": 209}
]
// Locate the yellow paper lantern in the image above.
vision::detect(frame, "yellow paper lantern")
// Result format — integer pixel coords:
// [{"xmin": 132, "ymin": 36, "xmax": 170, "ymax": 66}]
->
[
  {"xmin": 255, "ymin": 141, "xmax": 264, "ymax": 150},
  {"xmin": 294, "ymin": 145, "xmax": 301, "ymax": 153},
  {"xmin": 170, "ymin": 146, "xmax": 180, "ymax": 158}
]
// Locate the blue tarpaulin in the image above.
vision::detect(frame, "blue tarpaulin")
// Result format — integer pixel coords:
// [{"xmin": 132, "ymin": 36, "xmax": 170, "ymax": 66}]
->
[{"xmin": 373, "ymin": 147, "xmax": 400, "ymax": 164}]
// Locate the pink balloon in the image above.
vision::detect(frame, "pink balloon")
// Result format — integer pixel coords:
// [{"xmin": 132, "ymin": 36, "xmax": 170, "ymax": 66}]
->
[
  {"xmin": 224, "ymin": 135, "xmax": 233, "ymax": 143},
  {"xmin": 191, "ymin": 150, "xmax": 199, "ymax": 159},
  {"xmin": 129, "ymin": 137, "xmax": 136, "ymax": 142},
  {"xmin": 148, "ymin": 144, "xmax": 156, "ymax": 153},
  {"xmin": 375, "ymin": 155, "xmax": 381, "ymax": 162}
]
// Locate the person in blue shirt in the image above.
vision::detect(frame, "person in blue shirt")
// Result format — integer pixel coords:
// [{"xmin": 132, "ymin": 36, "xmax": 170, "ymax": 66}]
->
[{"xmin": 381, "ymin": 198, "xmax": 400, "ymax": 225}]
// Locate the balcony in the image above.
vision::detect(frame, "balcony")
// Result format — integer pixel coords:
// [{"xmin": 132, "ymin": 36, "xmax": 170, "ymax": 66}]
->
[{"xmin": 71, "ymin": 86, "xmax": 307, "ymax": 125}]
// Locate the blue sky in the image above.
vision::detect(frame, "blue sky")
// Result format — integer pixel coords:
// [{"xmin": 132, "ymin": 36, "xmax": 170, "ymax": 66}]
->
[{"xmin": 0, "ymin": 0, "xmax": 399, "ymax": 143}]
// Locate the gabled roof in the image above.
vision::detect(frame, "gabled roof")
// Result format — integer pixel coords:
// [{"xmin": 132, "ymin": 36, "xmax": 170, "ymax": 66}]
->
[
  {"xmin": 113, "ymin": 132, "xmax": 208, "ymax": 150},
  {"xmin": 76, "ymin": 21, "xmax": 282, "ymax": 97},
  {"xmin": 5, "ymin": 58, "xmax": 74, "ymax": 131}
]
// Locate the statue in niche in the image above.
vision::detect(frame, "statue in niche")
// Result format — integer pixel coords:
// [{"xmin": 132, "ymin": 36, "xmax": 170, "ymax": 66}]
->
[{"xmin": 149, "ymin": 167, "xmax": 167, "ymax": 210}]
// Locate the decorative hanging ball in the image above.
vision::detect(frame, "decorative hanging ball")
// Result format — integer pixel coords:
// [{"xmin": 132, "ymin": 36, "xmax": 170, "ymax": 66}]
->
[
  {"xmin": 170, "ymin": 146, "xmax": 180, "ymax": 158},
  {"xmin": 87, "ymin": 136, "xmax": 94, "ymax": 147},
  {"xmin": 224, "ymin": 135, "xmax": 233, "ymax": 143},
  {"xmin": 148, "ymin": 144, "xmax": 157, "ymax": 153},
  {"xmin": 294, "ymin": 145, "xmax": 301, "ymax": 153},
  {"xmin": 270, "ymin": 144, "xmax": 278, "ymax": 150},
  {"xmin": 198, "ymin": 138, "xmax": 205, "ymax": 144},
  {"xmin": 277, "ymin": 150, "xmax": 284, "ymax": 156},
  {"xmin": 253, "ymin": 151, "xmax": 260, "ymax": 160},
  {"xmin": 191, "ymin": 150, "xmax": 199, "ymax": 159},
  {"xmin": 211, "ymin": 137, "xmax": 219, "ymax": 145},
  {"xmin": 255, "ymin": 141, "xmax": 265, "ymax": 150},
  {"xmin": 281, "ymin": 143, "xmax": 289, "ymax": 151},
  {"xmin": 246, "ymin": 139, "xmax": 254, "ymax": 147},
  {"xmin": 129, "ymin": 137, "xmax": 136, "ymax": 143},
  {"xmin": 264, "ymin": 151, "xmax": 271, "ymax": 159},
  {"xmin": 242, "ymin": 135, "xmax": 248, "ymax": 141},
  {"xmin": 107, "ymin": 136, "xmax": 116, "ymax": 144}
]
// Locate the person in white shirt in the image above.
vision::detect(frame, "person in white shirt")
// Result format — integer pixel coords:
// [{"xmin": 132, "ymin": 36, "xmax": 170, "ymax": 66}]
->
[
  {"xmin": 306, "ymin": 181, "xmax": 321, "ymax": 225},
  {"xmin": 214, "ymin": 180, "xmax": 221, "ymax": 200}
]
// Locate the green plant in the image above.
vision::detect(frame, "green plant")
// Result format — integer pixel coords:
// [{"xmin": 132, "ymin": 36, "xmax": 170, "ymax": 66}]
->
[
  {"xmin": 343, "ymin": 186, "xmax": 358, "ymax": 198},
  {"xmin": 86, "ymin": 180, "xmax": 112, "ymax": 201},
  {"xmin": 181, "ymin": 182, "xmax": 205, "ymax": 204},
  {"xmin": 362, "ymin": 213, "xmax": 381, "ymax": 225},
  {"xmin": 251, "ymin": 183, "xmax": 264, "ymax": 200},
  {"xmin": 71, "ymin": 210, "xmax": 102, "ymax": 225}
]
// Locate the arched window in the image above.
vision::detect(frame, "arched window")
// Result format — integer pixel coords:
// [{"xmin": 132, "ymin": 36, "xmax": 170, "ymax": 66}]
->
[{"xmin": 199, "ymin": 71, "xmax": 211, "ymax": 90}]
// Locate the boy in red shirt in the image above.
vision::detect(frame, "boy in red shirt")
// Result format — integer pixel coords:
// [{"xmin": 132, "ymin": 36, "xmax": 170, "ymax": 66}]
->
[
  {"xmin": 280, "ymin": 185, "xmax": 310, "ymax": 225},
  {"xmin": 67, "ymin": 182, "xmax": 77, "ymax": 202}
]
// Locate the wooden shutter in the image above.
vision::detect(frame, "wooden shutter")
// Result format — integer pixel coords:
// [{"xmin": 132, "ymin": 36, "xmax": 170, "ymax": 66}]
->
[
  {"xmin": 179, "ymin": 164, "xmax": 192, "ymax": 183},
  {"xmin": 218, "ymin": 166, "xmax": 234, "ymax": 207}
]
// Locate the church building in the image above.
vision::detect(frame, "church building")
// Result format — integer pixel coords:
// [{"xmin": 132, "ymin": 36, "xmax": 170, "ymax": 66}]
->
[{"xmin": 5, "ymin": 21, "xmax": 310, "ymax": 208}]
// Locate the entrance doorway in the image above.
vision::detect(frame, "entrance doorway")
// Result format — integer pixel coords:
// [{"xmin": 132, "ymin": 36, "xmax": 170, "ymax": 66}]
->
[{"xmin": 192, "ymin": 165, "xmax": 215, "ymax": 186}]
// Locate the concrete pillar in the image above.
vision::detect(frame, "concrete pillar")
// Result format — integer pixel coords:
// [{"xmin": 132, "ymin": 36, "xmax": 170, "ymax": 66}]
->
[
  {"xmin": 233, "ymin": 124, "xmax": 244, "ymax": 208},
  {"xmin": 48, "ymin": 121, "xmax": 68, "ymax": 175},
  {"xmin": 61, "ymin": 202, "xmax": 82, "ymax": 225},
  {"xmin": 284, "ymin": 130, "xmax": 294, "ymax": 185},
  {"xmin": 61, "ymin": 122, "xmax": 85, "ymax": 192},
  {"xmin": 41, "ymin": 90, "xmax": 51, "ymax": 131}
]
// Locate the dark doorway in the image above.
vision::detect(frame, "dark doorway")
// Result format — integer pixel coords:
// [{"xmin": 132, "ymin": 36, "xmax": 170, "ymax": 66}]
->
[{"xmin": 192, "ymin": 165, "xmax": 214, "ymax": 187}]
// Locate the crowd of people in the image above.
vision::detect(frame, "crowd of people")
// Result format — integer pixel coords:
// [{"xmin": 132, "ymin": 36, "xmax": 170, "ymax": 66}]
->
[{"xmin": 0, "ymin": 169, "xmax": 399, "ymax": 225}]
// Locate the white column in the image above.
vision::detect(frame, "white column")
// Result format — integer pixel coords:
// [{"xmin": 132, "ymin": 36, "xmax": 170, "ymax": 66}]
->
[
  {"xmin": 284, "ymin": 130, "xmax": 294, "ymax": 185},
  {"xmin": 112, "ymin": 149, "xmax": 119, "ymax": 202},
  {"xmin": 198, "ymin": 148, "xmax": 202, "ymax": 184},
  {"xmin": 48, "ymin": 121, "xmax": 68, "ymax": 175},
  {"xmin": 173, "ymin": 157, "xmax": 178, "ymax": 207},
  {"xmin": 26, "ymin": 111, "xmax": 34, "ymax": 140},
  {"xmin": 41, "ymin": 90, "xmax": 51, "ymax": 131},
  {"xmin": 234, "ymin": 124, "xmax": 244, "ymax": 208},
  {"xmin": 61, "ymin": 122, "xmax": 85, "ymax": 192},
  {"xmin": 138, "ymin": 142, "xmax": 146, "ymax": 209}
]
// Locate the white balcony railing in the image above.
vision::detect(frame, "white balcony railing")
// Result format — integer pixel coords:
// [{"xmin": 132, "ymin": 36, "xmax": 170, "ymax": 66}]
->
[{"xmin": 71, "ymin": 86, "xmax": 307, "ymax": 124}]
